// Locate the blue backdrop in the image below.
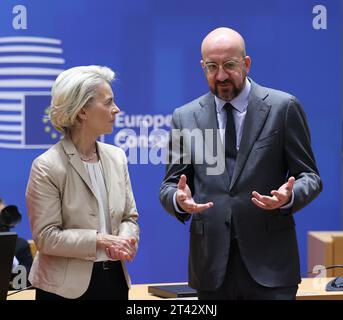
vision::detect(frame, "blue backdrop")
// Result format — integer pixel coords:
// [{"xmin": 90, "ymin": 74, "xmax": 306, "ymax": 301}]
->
[{"xmin": 0, "ymin": 0, "xmax": 341, "ymax": 284}]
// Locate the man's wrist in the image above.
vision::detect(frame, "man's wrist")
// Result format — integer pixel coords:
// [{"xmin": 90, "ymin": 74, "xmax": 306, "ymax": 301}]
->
[
  {"xmin": 280, "ymin": 190, "xmax": 295, "ymax": 209},
  {"xmin": 173, "ymin": 192, "xmax": 187, "ymax": 214}
]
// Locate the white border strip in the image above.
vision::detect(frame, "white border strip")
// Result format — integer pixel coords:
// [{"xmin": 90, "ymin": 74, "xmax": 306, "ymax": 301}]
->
[
  {"xmin": 0, "ymin": 56, "xmax": 65, "ymax": 64},
  {"xmin": 0, "ymin": 79, "xmax": 55, "ymax": 88},
  {"xmin": 0, "ymin": 67, "xmax": 64, "ymax": 76},
  {"xmin": 0, "ymin": 37, "xmax": 61, "ymax": 45},
  {"xmin": 0, "ymin": 125, "xmax": 22, "ymax": 131},
  {"xmin": 0, "ymin": 103, "xmax": 22, "ymax": 111},
  {"xmin": 0, "ymin": 46, "xmax": 63, "ymax": 54}
]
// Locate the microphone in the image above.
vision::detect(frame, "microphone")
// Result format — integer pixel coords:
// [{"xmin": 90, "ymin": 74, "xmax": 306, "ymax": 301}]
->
[{"xmin": 307, "ymin": 265, "xmax": 343, "ymax": 291}]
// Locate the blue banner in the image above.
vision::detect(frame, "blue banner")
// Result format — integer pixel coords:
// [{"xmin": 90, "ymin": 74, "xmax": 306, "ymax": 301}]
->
[{"xmin": 0, "ymin": 0, "xmax": 341, "ymax": 284}]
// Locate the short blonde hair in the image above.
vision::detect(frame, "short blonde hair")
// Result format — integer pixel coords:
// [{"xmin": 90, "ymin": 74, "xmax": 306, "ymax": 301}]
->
[{"xmin": 49, "ymin": 65, "xmax": 115, "ymax": 134}]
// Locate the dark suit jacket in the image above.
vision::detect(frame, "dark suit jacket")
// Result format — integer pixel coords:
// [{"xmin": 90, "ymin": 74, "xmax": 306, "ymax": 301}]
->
[
  {"xmin": 11, "ymin": 237, "xmax": 33, "ymax": 286},
  {"xmin": 160, "ymin": 79, "xmax": 322, "ymax": 291},
  {"xmin": 15, "ymin": 237, "xmax": 33, "ymax": 276}
]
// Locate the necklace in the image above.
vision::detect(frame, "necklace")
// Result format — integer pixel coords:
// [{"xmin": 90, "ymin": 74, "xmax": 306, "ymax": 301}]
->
[{"xmin": 79, "ymin": 149, "xmax": 97, "ymax": 162}]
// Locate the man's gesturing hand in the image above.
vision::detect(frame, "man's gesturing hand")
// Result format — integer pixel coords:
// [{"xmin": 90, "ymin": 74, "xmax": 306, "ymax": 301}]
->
[
  {"xmin": 176, "ymin": 174, "xmax": 213, "ymax": 213},
  {"xmin": 251, "ymin": 176, "xmax": 295, "ymax": 210}
]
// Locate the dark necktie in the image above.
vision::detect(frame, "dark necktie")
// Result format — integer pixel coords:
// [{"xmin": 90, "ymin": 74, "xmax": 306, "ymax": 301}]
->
[
  {"xmin": 224, "ymin": 103, "xmax": 238, "ymax": 240},
  {"xmin": 224, "ymin": 103, "xmax": 237, "ymax": 183}
]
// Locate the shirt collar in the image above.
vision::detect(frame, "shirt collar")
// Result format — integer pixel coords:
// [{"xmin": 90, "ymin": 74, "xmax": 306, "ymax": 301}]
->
[{"xmin": 215, "ymin": 77, "xmax": 251, "ymax": 113}]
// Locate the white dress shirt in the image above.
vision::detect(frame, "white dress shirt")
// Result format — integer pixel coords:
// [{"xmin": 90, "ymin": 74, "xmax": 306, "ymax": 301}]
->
[
  {"xmin": 215, "ymin": 77, "xmax": 251, "ymax": 148},
  {"xmin": 83, "ymin": 161, "xmax": 113, "ymax": 261}
]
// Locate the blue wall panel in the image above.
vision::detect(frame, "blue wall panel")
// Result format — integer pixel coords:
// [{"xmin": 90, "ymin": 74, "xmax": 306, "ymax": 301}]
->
[{"xmin": 0, "ymin": 0, "xmax": 341, "ymax": 283}]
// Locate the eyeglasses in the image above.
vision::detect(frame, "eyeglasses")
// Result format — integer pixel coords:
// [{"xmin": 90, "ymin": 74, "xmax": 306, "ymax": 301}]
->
[{"xmin": 203, "ymin": 58, "xmax": 245, "ymax": 75}]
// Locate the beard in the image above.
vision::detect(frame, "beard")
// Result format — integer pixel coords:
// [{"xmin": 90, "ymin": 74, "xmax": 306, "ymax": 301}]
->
[{"xmin": 213, "ymin": 79, "xmax": 244, "ymax": 101}]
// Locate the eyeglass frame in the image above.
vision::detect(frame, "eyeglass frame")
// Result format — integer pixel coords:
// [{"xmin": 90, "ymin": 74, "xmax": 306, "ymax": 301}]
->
[{"xmin": 201, "ymin": 56, "xmax": 247, "ymax": 76}]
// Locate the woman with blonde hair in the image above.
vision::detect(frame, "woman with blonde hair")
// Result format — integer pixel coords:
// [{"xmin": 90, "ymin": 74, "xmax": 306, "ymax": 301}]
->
[{"xmin": 26, "ymin": 65, "xmax": 139, "ymax": 300}]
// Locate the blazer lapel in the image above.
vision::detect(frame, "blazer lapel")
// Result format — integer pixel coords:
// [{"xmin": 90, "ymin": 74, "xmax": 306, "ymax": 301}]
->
[
  {"xmin": 229, "ymin": 81, "xmax": 271, "ymax": 190},
  {"xmin": 61, "ymin": 137, "xmax": 97, "ymax": 199},
  {"xmin": 98, "ymin": 143, "xmax": 114, "ymax": 199},
  {"xmin": 98, "ymin": 143, "xmax": 122, "ymax": 215}
]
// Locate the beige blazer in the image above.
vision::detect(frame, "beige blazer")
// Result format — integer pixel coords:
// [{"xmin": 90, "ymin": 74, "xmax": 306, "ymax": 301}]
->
[{"xmin": 26, "ymin": 137, "xmax": 139, "ymax": 299}]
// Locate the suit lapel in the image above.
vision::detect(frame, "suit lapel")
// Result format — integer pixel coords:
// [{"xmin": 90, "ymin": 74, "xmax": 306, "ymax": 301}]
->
[
  {"xmin": 229, "ymin": 81, "xmax": 271, "ymax": 190},
  {"xmin": 194, "ymin": 93, "xmax": 220, "ymax": 158},
  {"xmin": 98, "ymin": 144, "xmax": 114, "ymax": 199},
  {"xmin": 98, "ymin": 143, "xmax": 123, "ymax": 215},
  {"xmin": 194, "ymin": 93, "xmax": 228, "ymax": 185},
  {"xmin": 61, "ymin": 137, "xmax": 97, "ymax": 199}
]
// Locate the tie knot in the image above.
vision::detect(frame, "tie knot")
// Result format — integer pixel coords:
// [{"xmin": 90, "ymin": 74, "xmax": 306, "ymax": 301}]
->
[{"xmin": 223, "ymin": 103, "xmax": 235, "ymax": 114}]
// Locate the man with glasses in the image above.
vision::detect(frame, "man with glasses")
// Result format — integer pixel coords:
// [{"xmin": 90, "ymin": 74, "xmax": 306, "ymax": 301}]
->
[{"xmin": 160, "ymin": 27, "xmax": 322, "ymax": 299}]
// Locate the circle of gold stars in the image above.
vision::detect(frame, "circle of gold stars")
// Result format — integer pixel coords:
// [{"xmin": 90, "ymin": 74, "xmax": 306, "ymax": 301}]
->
[{"xmin": 42, "ymin": 107, "xmax": 62, "ymax": 140}]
